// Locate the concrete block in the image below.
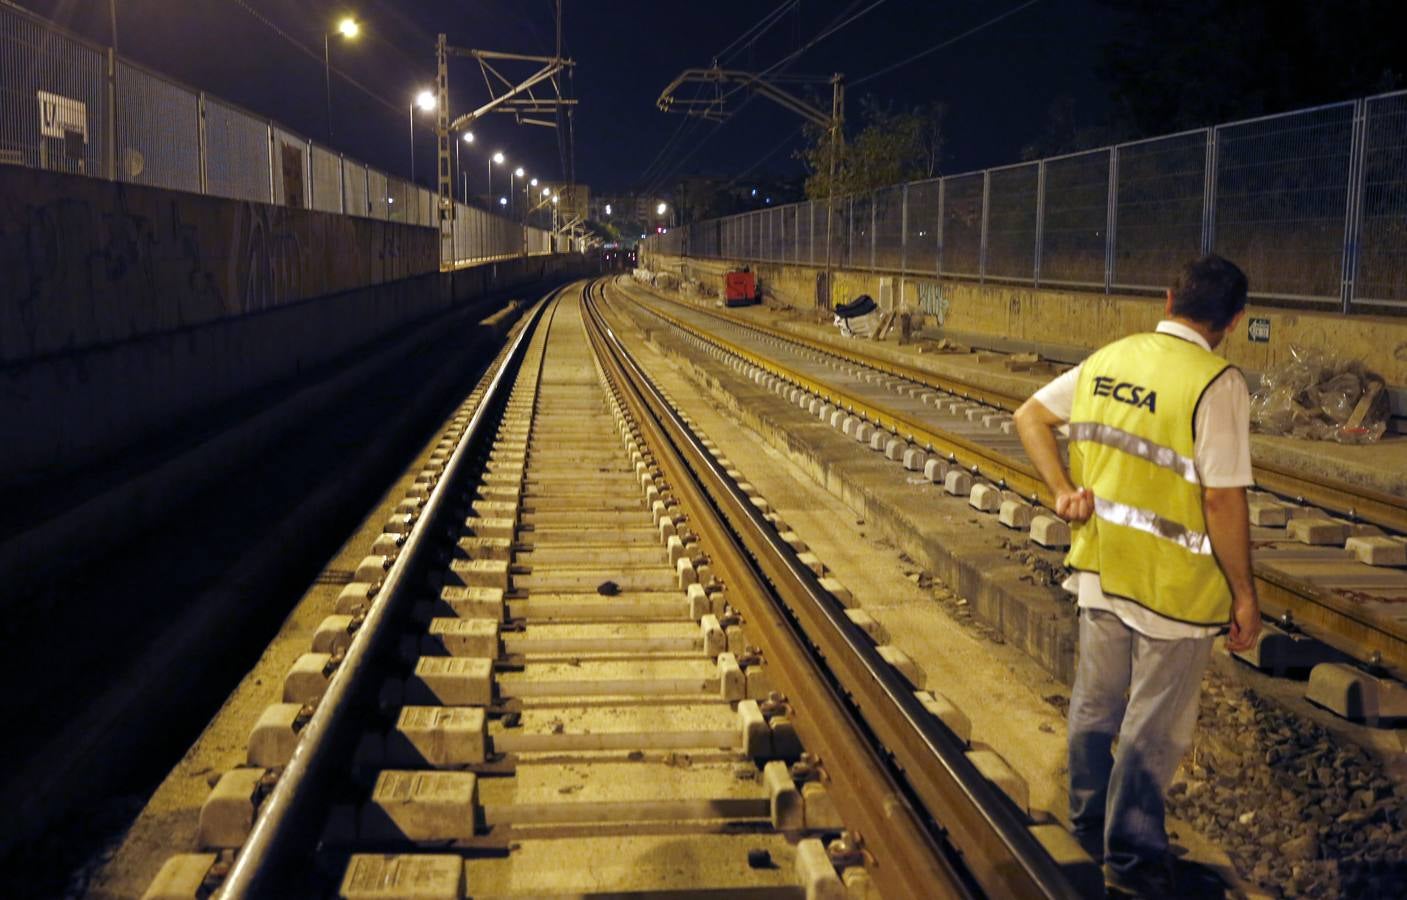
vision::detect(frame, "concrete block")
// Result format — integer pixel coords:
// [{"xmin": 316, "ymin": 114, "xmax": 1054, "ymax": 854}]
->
[
  {"xmin": 881, "ymin": 439, "xmax": 902, "ymax": 461},
  {"xmin": 943, "ymin": 470, "xmax": 972, "ymax": 497},
  {"xmin": 923, "ymin": 458, "xmax": 948, "ymax": 484},
  {"xmin": 1231, "ymin": 620, "xmax": 1348, "ymax": 676},
  {"xmin": 284, "ymin": 653, "xmax": 334, "ymax": 704},
  {"xmin": 915, "ymin": 690, "xmax": 972, "ymax": 745},
  {"xmin": 750, "ymin": 496, "xmax": 772, "ymax": 515},
  {"xmin": 999, "ymin": 499, "xmax": 1033, "ymax": 530},
  {"xmin": 701, "ymin": 614, "xmax": 726, "ymax": 655},
  {"xmin": 1286, "ymin": 518, "xmax": 1349, "ymax": 545},
  {"xmin": 795, "ymin": 838, "xmax": 845, "ymax": 900},
  {"xmin": 802, "ymin": 781, "xmax": 846, "ymax": 832},
  {"xmin": 1286, "ymin": 505, "xmax": 1330, "ymax": 520},
  {"xmin": 796, "ymin": 552, "xmax": 825, "ymax": 576},
  {"xmin": 1346, "ymin": 535, "xmax": 1407, "ymax": 567},
  {"xmin": 854, "ymin": 423, "xmax": 873, "ymax": 443},
  {"xmin": 818, "ymin": 403, "xmax": 834, "ymax": 421},
  {"xmin": 658, "ymin": 516, "xmax": 677, "ymax": 541},
  {"xmin": 652, "ymin": 500, "xmax": 669, "ymax": 526},
  {"xmin": 198, "ymin": 767, "xmax": 266, "ymax": 848},
  {"xmin": 808, "ymin": 398, "xmax": 823, "ymax": 415},
  {"xmin": 407, "ymin": 657, "xmax": 493, "ymax": 706},
  {"xmin": 248, "ymin": 703, "xmax": 305, "ymax": 767},
  {"xmin": 360, "ymin": 770, "xmax": 478, "ymax": 841},
  {"xmin": 1306, "ymin": 662, "xmax": 1407, "ymax": 725},
  {"xmin": 967, "ymin": 748, "xmax": 1029, "ymax": 812},
  {"xmin": 676, "ymin": 556, "xmax": 699, "ymax": 588},
  {"xmin": 393, "ymin": 497, "xmax": 422, "ymax": 515},
  {"xmin": 877, "ymin": 645, "xmax": 925, "ymax": 689},
  {"xmin": 339, "ymin": 855, "xmax": 464, "ymax": 900},
  {"xmin": 763, "ymin": 760, "xmax": 804, "ymax": 831},
  {"xmin": 1029, "ymin": 824, "xmax": 1106, "ymax": 899},
  {"xmin": 388, "ymin": 706, "xmax": 486, "ymax": 767},
  {"xmin": 313, "ymin": 615, "xmax": 358, "ymax": 655},
  {"xmin": 382, "ymin": 514, "xmax": 414, "ymax": 535},
  {"xmin": 965, "ymin": 407, "xmax": 989, "ymax": 422},
  {"xmin": 453, "ymin": 537, "xmax": 510, "ymax": 562},
  {"xmin": 869, "ymin": 431, "xmax": 888, "ymax": 451},
  {"xmin": 687, "ymin": 583, "xmax": 709, "ymax": 618},
  {"xmin": 738, "ymin": 700, "xmax": 772, "ymax": 757},
  {"xmin": 371, "ymin": 532, "xmax": 405, "ymax": 555},
  {"xmin": 437, "ymin": 586, "xmax": 505, "ymax": 620},
  {"xmin": 355, "ymin": 555, "xmax": 391, "ymax": 583},
  {"xmin": 844, "ymin": 609, "xmax": 887, "ymax": 643},
  {"xmin": 819, "ymin": 577, "xmax": 853, "ymax": 606},
  {"xmin": 141, "ymin": 854, "xmax": 218, "ymax": 900},
  {"xmin": 464, "ymin": 516, "xmax": 515, "ymax": 539},
  {"xmin": 1031, "ymin": 515, "xmax": 1071, "ymax": 549},
  {"xmin": 667, "ymin": 535, "xmax": 687, "ymax": 565},
  {"xmin": 718, "ymin": 652, "xmax": 746, "ymax": 700},
  {"xmin": 841, "ymin": 415, "xmax": 859, "ymax": 436},
  {"xmin": 902, "ymin": 447, "xmax": 925, "ymax": 471},
  {"xmin": 336, "ymin": 582, "xmax": 374, "ymax": 615},
  {"xmin": 1000, "ymin": 420, "xmax": 1019, "ymax": 435},
  {"xmin": 448, "ymin": 559, "xmax": 510, "ymax": 590},
  {"xmin": 423, "ymin": 618, "xmax": 498, "ymax": 657},
  {"xmin": 968, "ymin": 483, "xmax": 1001, "ymax": 512},
  {"xmin": 830, "ymin": 410, "xmax": 846, "ymax": 428},
  {"xmin": 1248, "ymin": 500, "xmax": 1289, "ymax": 527}
]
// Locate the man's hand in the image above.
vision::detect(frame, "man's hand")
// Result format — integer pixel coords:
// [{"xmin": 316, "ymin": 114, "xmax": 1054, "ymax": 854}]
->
[
  {"xmin": 1225, "ymin": 592, "xmax": 1261, "ymax": 652},
  {"xmin": 1056, "ymin": 487, "xmax": 1094, "ymax": 523}
]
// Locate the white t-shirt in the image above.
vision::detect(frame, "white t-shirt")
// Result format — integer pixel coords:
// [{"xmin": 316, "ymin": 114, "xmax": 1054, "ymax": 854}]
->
[{"xmin": 1030, "ymin": 320, "xmax": 1253, "ymax": 640}]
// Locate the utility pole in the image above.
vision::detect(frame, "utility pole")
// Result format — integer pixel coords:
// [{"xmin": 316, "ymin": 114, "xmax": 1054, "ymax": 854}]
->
[
  {"xmin": 824, "ymin": 74, "xmax": 844, "ymax": 310},
  {"xmin": 436, "ymin": 33, "xmax": 451, "ymax": 264}
]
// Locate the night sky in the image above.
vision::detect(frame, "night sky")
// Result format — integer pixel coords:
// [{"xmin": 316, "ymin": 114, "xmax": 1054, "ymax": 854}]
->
[{"xmin": 21, "ymin": 0, "xmax": 1118, "ymax": 194}]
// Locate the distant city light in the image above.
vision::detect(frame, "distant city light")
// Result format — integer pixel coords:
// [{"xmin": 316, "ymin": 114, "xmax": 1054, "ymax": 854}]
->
[
  {"xmin": 387, "ymin": 196, "xmax": 395, "ymax": 204},
  {"xmin": 542, "ymin": 187, "xmax": 551, "ymax": 197},
  {"xmin": 656, "ymin": 202, "xmax": 667, "ymax": 215},
  {"xmin": 751, "ymin": 188, "xmax": 757, "ymax": 197},
  {"xmin": 499, "ymin": 196, "xmax": 508, "ymax": 206},
  {"xmin": 337, "ymin": 18, "xmax": 359, "ymax": 38},
  {"xmin": 765, "ymin": 197, "xmax": 772, "ymax": 204},
  {"xmin": 514, "ymin": 167, "xmax": 524, "ymax": 178},
  {"xmin": 462, "ymin": 132, "xmax": 474, "ymax": 144},
  {"xmin": 552, "ymin": 195, "xmax": 559, "ymax": 204},
  {"xmin": 492, "ymin": 151, "xmax": 505, "ymax": 164},
  {"xmin": 605, "ymin": 203, "xmax": 612, "ymax": 215},
  {"xmin": 415, "ymin": 90, "xmax": 436, "ymax": 111},
  {"xmin": 530, "ymin": 178, "xmax": 539, "ymax": 187}
]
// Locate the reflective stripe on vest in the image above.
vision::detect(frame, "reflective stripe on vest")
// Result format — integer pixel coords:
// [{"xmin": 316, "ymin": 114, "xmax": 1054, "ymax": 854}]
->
[{"xmin": 1065, "ymin": 332, "xmax": 1233, "ymax": 625}]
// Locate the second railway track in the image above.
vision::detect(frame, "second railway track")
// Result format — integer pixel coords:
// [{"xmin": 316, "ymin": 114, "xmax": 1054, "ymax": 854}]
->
[{"xmin": 139, "ymin": 281, "xmax": 1091, "ymax": 899}]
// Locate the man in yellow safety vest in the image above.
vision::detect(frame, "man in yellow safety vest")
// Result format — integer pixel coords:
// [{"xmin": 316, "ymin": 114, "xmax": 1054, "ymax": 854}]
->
[{"xmin": 1014, "ymin": 254, "xmax": 1262, "ymax": 897}]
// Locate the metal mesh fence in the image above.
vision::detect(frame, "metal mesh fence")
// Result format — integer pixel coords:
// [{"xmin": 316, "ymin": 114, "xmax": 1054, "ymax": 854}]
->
[
  {"xmin": 1214, "ymin": 103, "xmax": 1354, "ymax": 302},
  {"xmin": 1112, "ymin": 130, "xmax": 1207, "ymax": 290},
  {"xmin": 0, "ymin": 4, "xmax": 108, "ymax": 176},
  {"xmin": 941, "ymin": 173, "xmax": 984, "ymax": 277},
  {"xmin": 1042, "ymin": 150, "xmax": 1109, "ymax": 285},
  {"xmin": 115, "ymin": 61, "xmax": 200, "ymax": 192},
  {"xmin": 873, "ymin": 184, "xmax": 905, "ymax": 270},
  {"xmin": 904, "ymin": 180, "xmax": 940, "ymax": 274},
  {"xmin": 204, "ymin": 98, "xmax": 269, "ymax": 202},
  {"xmin": 985, "ymin": 163, "xmax": 1039, "ymax": 280},
  {"xmin": 1357, "ymin": 93, "xmax": 1407, "ymax": 306},
  {"xmin": 367, "ymin": 169, "xmax": 389, "ymax": 220},
  {"xmin": 309, "ymin": 145, "xmax": 342, "ymax": 213},
  {"xmin": 847, "ymin": 195, "xmax": 869, "ymax": 268}
]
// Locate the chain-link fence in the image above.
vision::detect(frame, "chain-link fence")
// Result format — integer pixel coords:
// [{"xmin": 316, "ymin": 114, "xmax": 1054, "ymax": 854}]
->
[
  {"xmin": 650, "ymin": 89, "xmax": 1407, "ymax": 312},
  {"xmin": 0, "ymin": 1, "xmax": 554, "ymax": 268}
]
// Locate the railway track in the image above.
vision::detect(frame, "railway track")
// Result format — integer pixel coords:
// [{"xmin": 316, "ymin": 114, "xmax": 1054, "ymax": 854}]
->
[
  {"xmin": 141, "ymin": 281, "xmax": 1091, "ymax": 899},
  {"xmin": 612, "ymin": 277, "xmax": 1407, "ymax": 686}
]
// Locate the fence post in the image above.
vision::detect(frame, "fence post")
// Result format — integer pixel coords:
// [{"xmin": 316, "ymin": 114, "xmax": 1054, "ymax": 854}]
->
[
  {"xmin": 1034, "ymin": 160, "xmax": 1046, "ymax": 287},
  {"xmin": 1105, "ymin": 146, "xmax": 1119, "ymax": 294},
  {"xmin": 1201, "ymin": 127, "xmax": 1218, "ymax": 255},
  {"xmin": 266, "ymin": 123, "xmax": 276, "ymax": 204},
  {"xmin": 979, "ymin": 171, "xmax": 991, "ymax": 282},
  {"xmin": 900, "ymin": 183, "xmax": 909, "ymax": 274},
  {"xmin": 1340, "ymin": 98, "xmax": 1369, "ymax": 313},
  {"xmin": 937, "ymin": 178, "xmax": 945, "ymax": 276},
  {"xmin": 197, "ymin": 93, "xmax": 208, "ymax": 194},
  {"xmin": 809, "ymin": 203, "xmax": 815, "ymax": 265},
  {"xmin": 870, "ymin": 191, "xmax": 877, "ymax": 271},
  {"xmin": 106, "ymin": 48, "xmax": 118, "ymax": 181}
]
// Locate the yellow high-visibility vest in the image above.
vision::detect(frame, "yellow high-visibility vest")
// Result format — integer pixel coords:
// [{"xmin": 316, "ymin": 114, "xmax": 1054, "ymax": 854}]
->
[{"xmin": 1066, "ymin": 332, "xmax": 1234, "ymax": 625}]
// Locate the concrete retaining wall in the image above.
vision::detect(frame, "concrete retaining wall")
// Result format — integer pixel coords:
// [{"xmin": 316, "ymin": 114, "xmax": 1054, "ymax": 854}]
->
[
  {"xmin": 0, "ymin": 165, "xmax": 438, "ymax": 364},
  {"xmin": 643, "ymin": 252, "xmax": 1407, "ymax": 389},
  {"xmin": 3, "ymin": 249, "xmax": 591, "ymax": 490}
]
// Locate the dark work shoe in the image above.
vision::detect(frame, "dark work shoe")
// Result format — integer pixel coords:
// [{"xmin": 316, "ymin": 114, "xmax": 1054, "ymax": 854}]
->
[{"xmin": 1103, "ymin": 859, "xmax": 1175, "ymax": 898}]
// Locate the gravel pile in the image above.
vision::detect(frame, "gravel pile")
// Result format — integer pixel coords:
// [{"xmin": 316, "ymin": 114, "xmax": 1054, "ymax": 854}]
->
[{"xmin": 1168, "ymin": 674, "xmax": 1407, "ymax": 898}]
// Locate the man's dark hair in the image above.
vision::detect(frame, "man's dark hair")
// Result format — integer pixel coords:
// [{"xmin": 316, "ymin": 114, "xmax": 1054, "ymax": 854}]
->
[{"xmin": 1170, "ymin": 255, "xmax": 1248, "ymax": 330}]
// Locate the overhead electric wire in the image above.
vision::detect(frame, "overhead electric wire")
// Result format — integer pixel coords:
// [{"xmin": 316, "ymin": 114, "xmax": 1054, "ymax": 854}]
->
[{"xmin": 852, "ymin": 0, "xmax": 1047, "ymax": 86}]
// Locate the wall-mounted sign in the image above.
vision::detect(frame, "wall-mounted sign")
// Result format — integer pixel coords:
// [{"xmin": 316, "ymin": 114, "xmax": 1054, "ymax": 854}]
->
[
  {"xmin": 37, "ymin": 90, "xmax": 87, "ymax": 141},
  {"xmin": 1248, "ymin": 316, "xmax": 1271, "ymax": 343}
]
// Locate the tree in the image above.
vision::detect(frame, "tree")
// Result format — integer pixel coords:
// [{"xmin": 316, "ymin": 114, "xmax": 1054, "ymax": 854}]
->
[{"xmin": 796, "ymin": 97, "xmax": 948, "ymax": 200}]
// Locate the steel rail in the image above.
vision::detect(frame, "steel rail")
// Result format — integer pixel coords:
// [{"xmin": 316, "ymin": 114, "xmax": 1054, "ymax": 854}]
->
[
  {"xmin": 613, "ymin": 282, "xmax": 1407, "ymax": 680},
  {"xmin": 217, "ymin": 286, "xmax": 566, "ymax": 898},
  {"xmin": 583, "ymin": 280, "xmax": 1084, "ymax": 900}
]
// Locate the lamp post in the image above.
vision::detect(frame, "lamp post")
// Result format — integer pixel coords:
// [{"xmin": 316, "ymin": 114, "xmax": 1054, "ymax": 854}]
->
[
  {"xmin": 510, "ymin": 166, "xmax": 524, "ymax": 215},
  {"xmin": 323, "ymin": 17, "xmax": 359, "ymax": 144},
  {"xmin": 456, "ymin": 131, "xmax": 474, "ymax": 203},
  {"xmin": 410, "ymin": 89, "xmax": 436, "ymax": 186},
  {"xmin": 488, "ymin": 151, "xmax": 505, "ymax": 205}
]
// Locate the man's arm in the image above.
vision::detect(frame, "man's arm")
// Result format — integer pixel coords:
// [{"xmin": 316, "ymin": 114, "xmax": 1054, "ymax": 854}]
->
[
  {"xmin": 1204, "ymin": 486, "xmax": 1261, "ymax": 651},
  {"xmin": 1014, "ymin": 397, "xmax": 1093, "ymax": 522}
]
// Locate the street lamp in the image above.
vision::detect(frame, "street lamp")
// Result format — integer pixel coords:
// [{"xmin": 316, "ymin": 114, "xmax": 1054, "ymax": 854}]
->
[
  {"xmin": 456, "ymin": 131, "xmax": 474, "ymax": 203},
  {"xmin": 488, "ymin": 151, "xmax": 505, "ymax": 203},
  {"xmin": 656, "ymin": 201, "xmax": 667, "ymax": 215},
  {"xmin": 409, "ymin": 89, "xmax": 436, "ymax": 186},
  {"xmin": 323, "ymin": 17, "xmax": 360, "ymax": 144},
  {"xmin": 511, "ymin": 166, "xmax": 524, "ymax": 213}
]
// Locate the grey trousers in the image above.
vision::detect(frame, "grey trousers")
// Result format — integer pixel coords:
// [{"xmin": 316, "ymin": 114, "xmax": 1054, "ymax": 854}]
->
[{"xmin": 1068, "ymin": 608, "xmax": 1215, "ymax": 874}]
